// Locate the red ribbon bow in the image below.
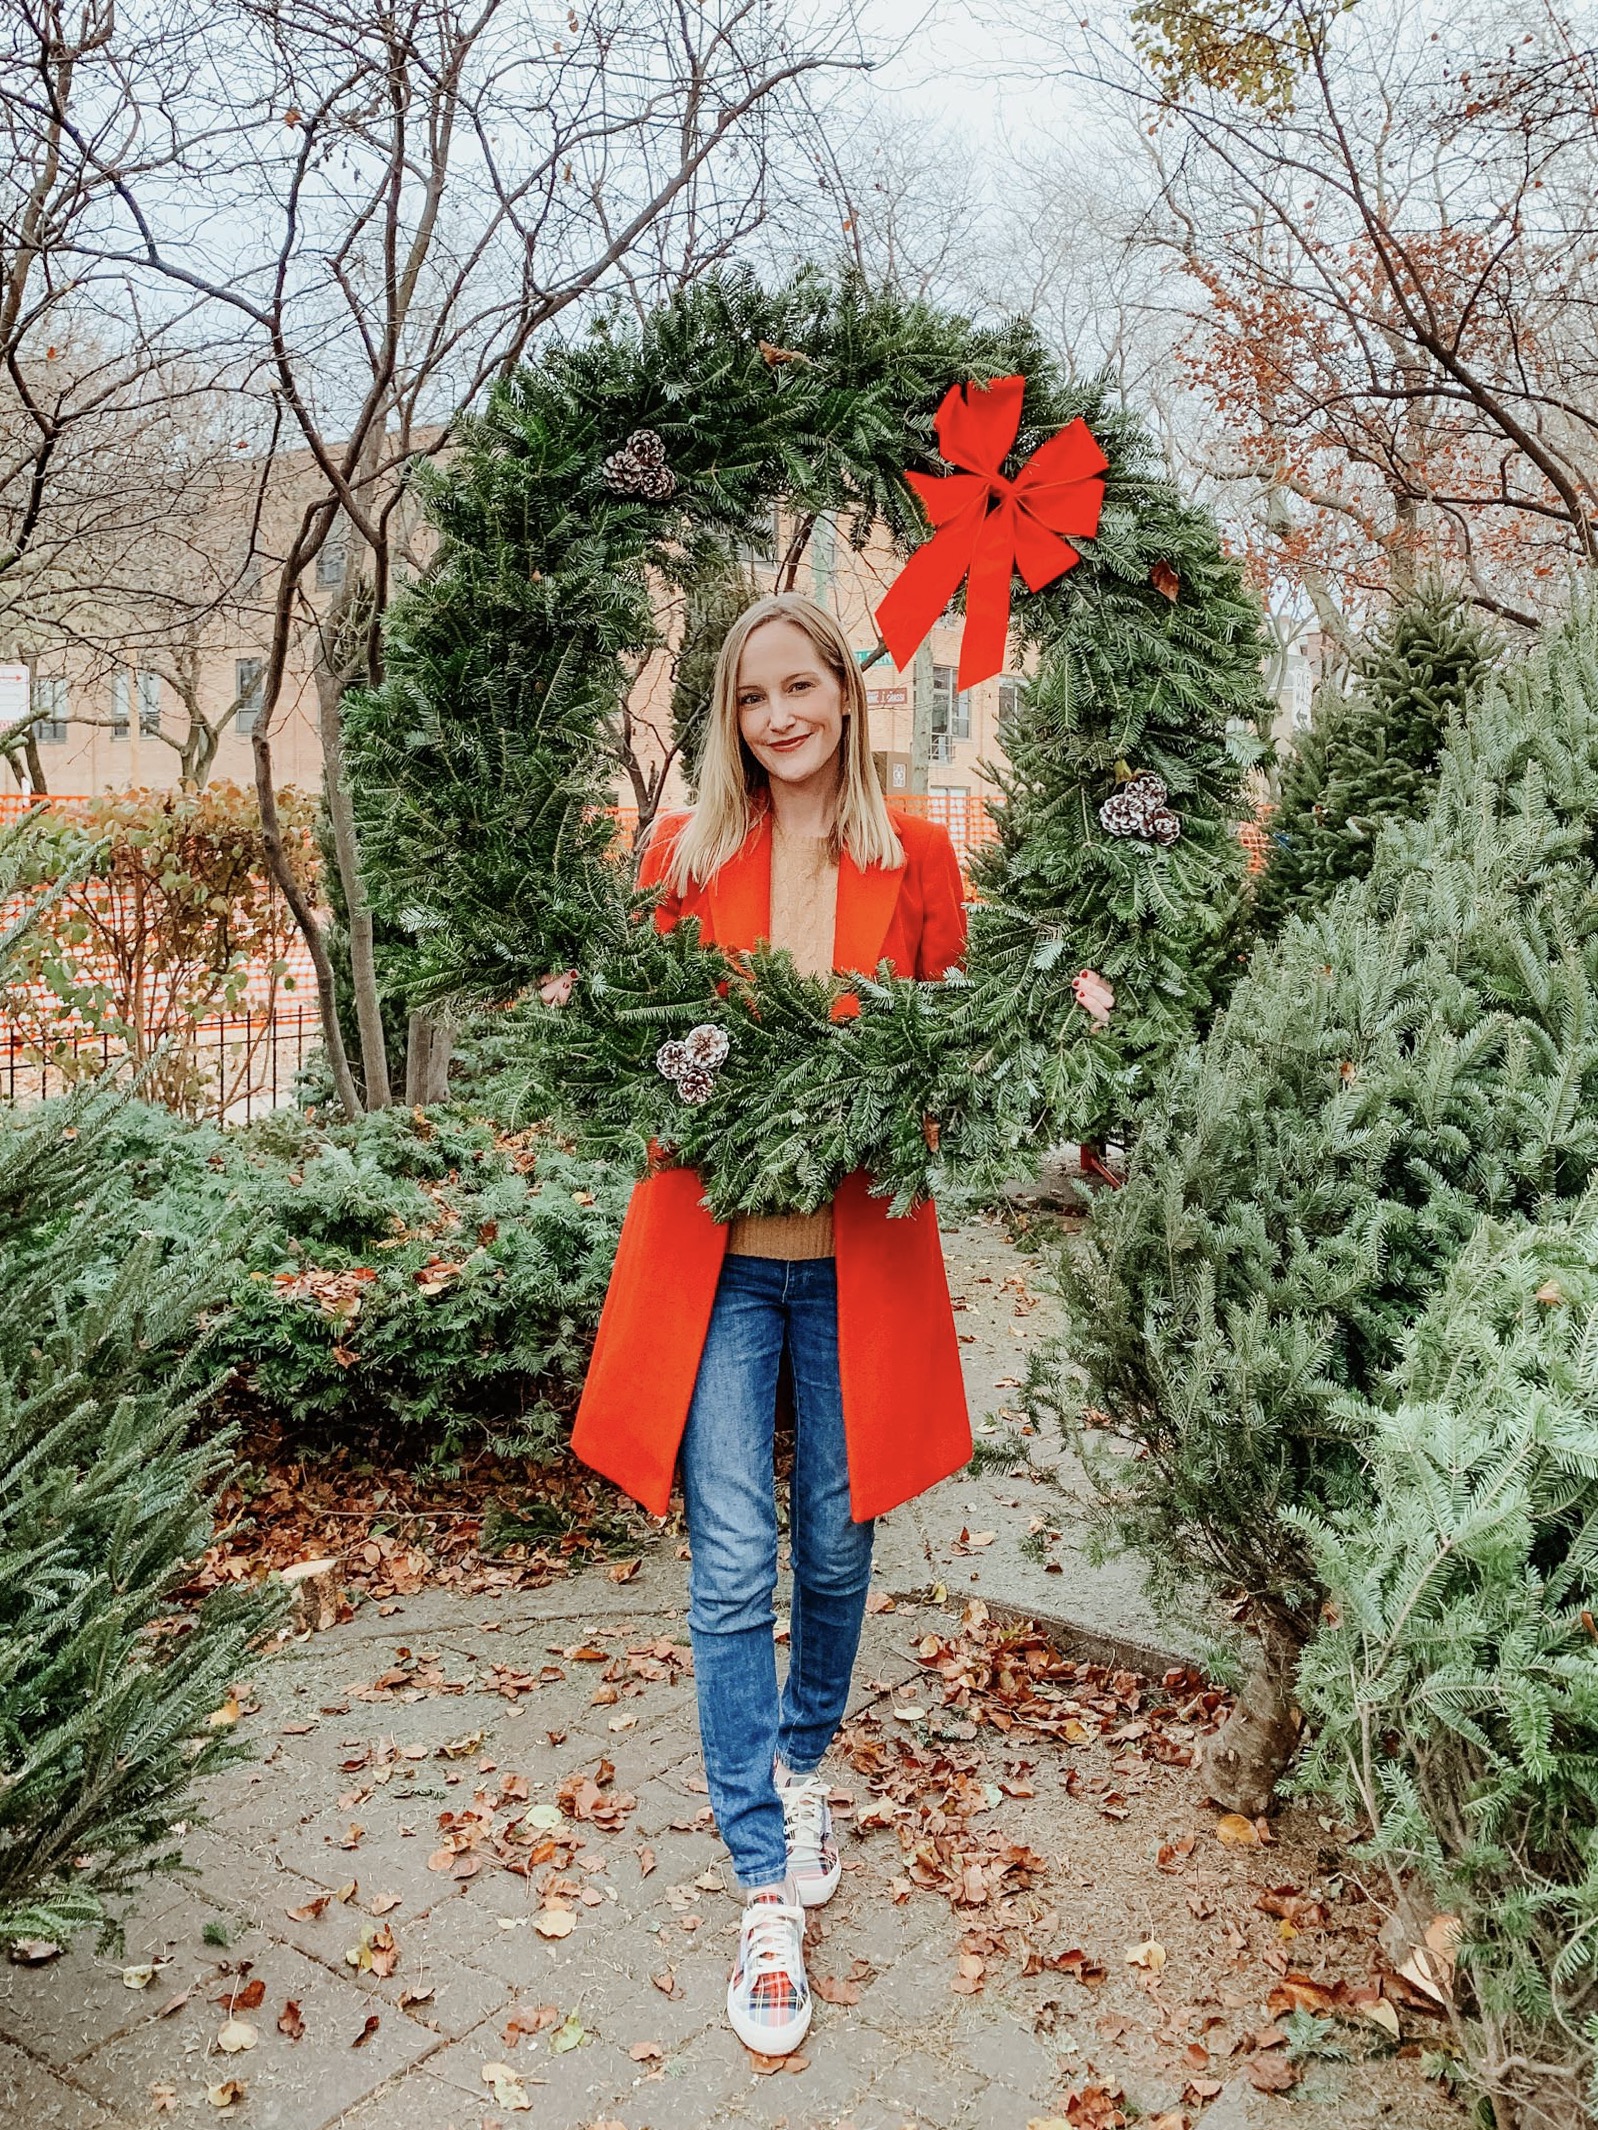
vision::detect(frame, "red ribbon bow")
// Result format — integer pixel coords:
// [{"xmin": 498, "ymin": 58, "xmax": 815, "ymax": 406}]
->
[{"xmin": 874, "ymin": 376, "xmax": 1109, "ymax": 690}]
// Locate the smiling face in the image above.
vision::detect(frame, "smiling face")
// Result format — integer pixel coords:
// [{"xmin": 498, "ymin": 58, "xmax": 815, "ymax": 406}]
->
[{"xmin": 734, "ymin": 616, "xmax": 846, "ymax": 796}]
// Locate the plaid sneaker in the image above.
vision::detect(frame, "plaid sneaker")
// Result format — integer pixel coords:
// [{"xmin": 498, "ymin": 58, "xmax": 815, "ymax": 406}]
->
[
  {"xmin": 727, "ymin": 1889, "xmax": 811, "ymax": 2055},
  {"xmin": 778, "ymin": 1768, "xmax": 841, "ymax": 1908}
]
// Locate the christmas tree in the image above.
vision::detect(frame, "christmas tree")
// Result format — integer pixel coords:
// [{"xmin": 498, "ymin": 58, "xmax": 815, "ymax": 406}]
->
[
  {"xmin": 1295, "ymin": 1206, "xmax": 1598, "ymax": 2129},
  {"xmin": 0, "ymin": 831, "xmax": 278, "ymax": 1945},
  {"xmin": 1252, "ymin": 584, "xmax": 1495, "ymax": 937},
  {"xmin": 1053, "ymin": 597, "xmax": 1598, "ymax": 1812}
]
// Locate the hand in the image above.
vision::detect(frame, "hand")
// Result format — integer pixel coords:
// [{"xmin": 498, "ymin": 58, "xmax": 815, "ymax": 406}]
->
[
  {"xmin": 537, "ymin": 967, "xmax": 578, "ymax": 1006},
  {"xmin": 1072, "ymin": 969, "xmax": 1114, "ymax": 1030}
]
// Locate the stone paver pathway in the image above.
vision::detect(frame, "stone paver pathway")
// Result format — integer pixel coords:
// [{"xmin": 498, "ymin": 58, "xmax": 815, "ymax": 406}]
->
[{"xmin": 1, "ymin": 1218, "xmax": 1460, "ymax": 2130}]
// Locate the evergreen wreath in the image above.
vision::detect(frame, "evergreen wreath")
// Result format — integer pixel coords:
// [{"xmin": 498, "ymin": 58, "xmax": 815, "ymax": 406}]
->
[{"xmin": 346, "ymin": 268, "xmax": 1270, "ymax": 1214}]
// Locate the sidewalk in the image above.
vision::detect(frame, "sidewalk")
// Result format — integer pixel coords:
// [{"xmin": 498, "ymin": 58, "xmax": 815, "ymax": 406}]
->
[{"xmin": 1, "ymin": 1215, "xmax": 1458, "ymax": 2130}]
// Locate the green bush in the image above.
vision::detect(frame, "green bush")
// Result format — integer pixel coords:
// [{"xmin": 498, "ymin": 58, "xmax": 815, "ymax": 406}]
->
[
  {"xmin": 106, "ymin": 1102, "xmax": 631, "ymax": 1455},
  {"xmin": 1295, "ymin": 1206, "xmax": 1598, "ymax": 2130},
  {"xmin": 1056, "ymin": 599, "xmax": 1598, "ymax": 1811}
]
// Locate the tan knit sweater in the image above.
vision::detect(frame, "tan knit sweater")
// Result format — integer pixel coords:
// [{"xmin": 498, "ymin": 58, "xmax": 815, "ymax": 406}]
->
[{"xmin": 726, "ymin": 822, "xmax": 839, "ymax": 1260}]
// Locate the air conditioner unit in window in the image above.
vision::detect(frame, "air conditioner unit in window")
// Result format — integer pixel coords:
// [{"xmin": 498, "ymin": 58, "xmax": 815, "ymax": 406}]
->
[{"xmin": 930, "ymin": 733, "xmax": 955, "ymax": 763}]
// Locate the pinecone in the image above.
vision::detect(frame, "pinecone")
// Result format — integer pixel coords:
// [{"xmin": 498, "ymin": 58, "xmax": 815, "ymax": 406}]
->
[
  {"xmin": 657, "ymin": 1023, "xmax": 727, "ymax": 1104},
  {"xmin": 1099, "ymin": 771, "xmax": 1182, "ymax": 844},
  {"xmin": 682, "ymin": 1023, "xmax": 729, "ymax": 1071},
  {"xmin": 602, "ymin": 428, "xmax": 677, "ymax": 501}
]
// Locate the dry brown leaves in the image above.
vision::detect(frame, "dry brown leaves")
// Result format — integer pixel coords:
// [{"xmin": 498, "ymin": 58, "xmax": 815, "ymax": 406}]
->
[{"xmin": 185, "ymin": 1423, "xmax": 649, "ymax": 1611}]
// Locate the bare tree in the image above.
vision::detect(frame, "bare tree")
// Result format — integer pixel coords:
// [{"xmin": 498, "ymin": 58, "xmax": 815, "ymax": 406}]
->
[
  {"xmin": 52, "ymin": 0, "xmax": 866, "ymax": 1117},
  {"xmin": 0, "ymin": 6, "xmax": 270, "ymax": 785},
  {"xmin": 1036, "ymin": 0, "xmax": 1598, "ymax": 622}
]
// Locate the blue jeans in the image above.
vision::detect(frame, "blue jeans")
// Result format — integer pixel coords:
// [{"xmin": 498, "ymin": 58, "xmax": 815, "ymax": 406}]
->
[{"xmin": 680, "ymin": 1253, "xmax": 875, "ymax": 1890}]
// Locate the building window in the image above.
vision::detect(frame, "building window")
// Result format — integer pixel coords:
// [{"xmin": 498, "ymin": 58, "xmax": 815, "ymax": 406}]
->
[
  {"xmin": 110, "ymin": 672, "xmax": 131, "ymax": 738},
  {"xmin": 30, "ymin": 676, "xmax": 68, "ymax": 744},
  {"xmin": 930, "ymin": 732, "xmax": 955, "ymax": 764},
  {"xmin": 737, "ymin": 508, "xmax": 778, "ymax": 569},
  {"xmin": 316, "ymin": 540, "xmax": 347, "ymax": 589},
  {"xmin": 138, "ymin": 671, "xmax": 161, "ymax": 736},
  {"xmin": 930, "ymin": 665, "xmax": 968, "ymax": 744},
  {"xmin": 997, "ymin": 676, "xmax": 1023, "ymax": 723},
  {"xmin": 235, "ymin": 658, "xmax": 265, "ymax": 735}
]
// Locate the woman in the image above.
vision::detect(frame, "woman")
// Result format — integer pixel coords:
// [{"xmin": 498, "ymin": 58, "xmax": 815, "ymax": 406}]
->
[{"xmin": 571, "ymin": 592, "xmax": 1111, "ymax": 2055}]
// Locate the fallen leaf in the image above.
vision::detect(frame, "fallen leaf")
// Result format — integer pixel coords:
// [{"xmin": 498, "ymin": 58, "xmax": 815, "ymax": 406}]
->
[
  {"xmin": 629, "ymin": 2040, "xmax": 664, "ymax": 2061},
  {"xmin": 533, "ymin": 1907, "xmax": 575, "ymax": 1939},
  {"xmin": 122, "ymin": 1963, "xmax": 158, "ymax": 1989},
  {"xmin": 636, "ymin": 1845, "xmax": 656, "ymax": 1878},
  {"xmin": 277, "ymin": 1999, "xmax": 305, "ymax": 2040},
  {"xmin": 7, "ymin": 1939, "xmax": 61, "ymax": 1965},
  {"xmin": 215, "ymin": 2019, "xmax": 258, "ymax": 2054},
  {"xmin": 1360, "ymin": 1996, "xmax": 1402, "ymax": 2040},
  {"xmin": 607, "ymin": 1558, "xmax": 642, "ymax": 1583},
  {"xmin": 548, "ymin": 2012, "xmax": 588, "ymax": 2054},
  {"xmin": 814, "ymin": 1974, "xmax": 862, "ymax": 2005},
  {"xmin": 650, "ymin": 1968, "xmax": 678, "ymax": 1996},
  {"xmin": 503, "ymin": 2005, "xmax": 559, "ymax": 2045},
  {"xmin": 351, "ymin": 2014, "xmax": 380, "ymax": 2049},
  {"xmin": 1247, "ymin": 2052, "xmax": 1300, "ymax": 2093},
  {"xmin": 155, "ymin": 1985, "xmax": 194, "ymax": 2019},
  {"xmin": 481, "ymin": 2062, "xmax": 532, "ymax": 2111},
  {"xmin": 398, "ymin": 1985, "xmax": 435, "ymax": 2009},
  {"xmin": 285, "ymin": 1895, "xmax": 331, "ymax": 1922},
  {"xmin": 1215, "ymin": 1813, "xmax": 1260, "ymax": 1847},
  {"xmin": 205, "ymin": 2080, "xmax": 246, "ymax": 2111},
  {"xmin": 217, "ymin": 1979, "xmax": 265, "ymax": 2012},
  {"xmin": 1125, "ymin": 1940, "xmax": 1167, "ymax": 1971},
  {"xmin": 369, "ymin": 1893, "xmax": 403, "ymax": 1916},
  {"xmin": 150, "ymin": 2082, "xmax": 178, "ymax": 2113}
]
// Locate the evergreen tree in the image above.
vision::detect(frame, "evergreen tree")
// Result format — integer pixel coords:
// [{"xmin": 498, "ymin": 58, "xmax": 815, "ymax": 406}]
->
[
  {"xmin": 667, "ymin": 549, "xmax": 759, "ymax": 800},
  {"xmin": 1296, "ymin": 1206, "xmax": 1598, "ymax": 2130},
  {"xmin": 1253, "ymin": 584, "xmax": 1494, "ymax": 937},
  {"xmin": 0, "ymin": 830, "xmax": 279, "ymax": 1945},
  {"xmin": 1050, "ymin": 598, "xmax": 1598, "ymax": 1813}
]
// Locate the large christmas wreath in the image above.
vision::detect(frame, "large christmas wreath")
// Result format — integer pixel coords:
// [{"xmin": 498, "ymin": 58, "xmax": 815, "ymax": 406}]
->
[{"xmin": 346, "ymin": 269, "xmax": 1270, "ymax": 1212}]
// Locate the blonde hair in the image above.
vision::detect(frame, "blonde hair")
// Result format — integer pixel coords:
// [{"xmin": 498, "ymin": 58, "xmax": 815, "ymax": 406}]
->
[{"xmin": 662, "ymin": 592, "xmax": 905, "ymax": 897}]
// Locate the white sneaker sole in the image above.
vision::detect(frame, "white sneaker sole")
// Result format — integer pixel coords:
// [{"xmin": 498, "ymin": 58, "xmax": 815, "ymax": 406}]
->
[
  {"xmin": 792, "ymin": 1854, "xmax": 842, "ymax": 1907},
  {"xmin": 727, "ymin": 1987, "xmax": 813, "ymax": 2055}
]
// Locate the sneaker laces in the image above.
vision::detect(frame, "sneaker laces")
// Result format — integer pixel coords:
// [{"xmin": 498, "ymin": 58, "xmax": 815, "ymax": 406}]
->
[
  {"xmin": 739, "ymin": 1898, "xmax": 806, "ymax": 1990},
  {"xmin": 781, "ymin": 1775, "xmax": 829, "ymax": 1858}
]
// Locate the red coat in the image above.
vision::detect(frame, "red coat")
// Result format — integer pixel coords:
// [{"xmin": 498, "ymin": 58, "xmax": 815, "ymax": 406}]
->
[{"xmin": 570, "ymin": 803, "xmax": 973, "ymax": 1522}]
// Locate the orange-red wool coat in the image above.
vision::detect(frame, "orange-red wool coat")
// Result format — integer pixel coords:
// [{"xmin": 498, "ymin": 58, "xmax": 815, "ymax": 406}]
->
[{"xmin": 570, "ymin": 803, "xmax": 973, "ymax": 1523}]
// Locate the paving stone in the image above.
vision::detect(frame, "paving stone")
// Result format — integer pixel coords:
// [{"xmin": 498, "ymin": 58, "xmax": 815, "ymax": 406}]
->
[
  {"xmin": 866, "ymin": 2054, "xmax": 992, "ymax": 2130},
  {"xmin": 948, "ymin": 2013, "xmax": 1062, "ymax": 2101},
  {"xmin": 333, "ymin": 2065, "xmax": 502, "ymax": 2130},
  {"xmin": 421, "ymin": 2014, "xmax": 634, "ymax": 2128},
  {"xmin": 71, "ymin": 1924, "xmax": 437, "ymax": 2130},
  {"xmin": 0, "ymin": 2039, "xmax": 124, "ymax": 2130},
  {"xmin": 0, "ymin": 1886, "xmax": 232, "ymax": 2065}
]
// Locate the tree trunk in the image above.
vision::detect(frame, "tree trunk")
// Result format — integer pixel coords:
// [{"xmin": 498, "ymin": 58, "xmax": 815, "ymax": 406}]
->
[
  {"xmin": 404, "ymin": 1009, "xmax": 452, "ymax": 1105},
  {"xmin": 252, "ymin": 725, "xmax": 363, "ymax": 1121},
  {"xmin": 22, "ymin": 731, "xmax": 44, "ymax": 795},
  {"xmin": 1199, "ymin": 1616, "xmax": 1304, "ymax": 1817},
  {"xmin": 317, "ymin": 657, "xmax": 391, "ymax": 1107}
]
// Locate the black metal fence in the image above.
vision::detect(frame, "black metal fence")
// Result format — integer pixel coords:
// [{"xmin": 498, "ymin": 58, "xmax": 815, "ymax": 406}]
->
[{"xmin": 0, "ymin": 1005, "xmax": 321, "ymax": 1124}]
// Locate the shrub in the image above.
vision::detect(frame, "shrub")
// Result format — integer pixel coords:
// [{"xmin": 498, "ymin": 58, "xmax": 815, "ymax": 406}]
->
[
  {"xmin": 115, "ymin": 1103, "xmax": 631, "ymax": 1455},
  {"xmin": 1295, "ymin": 1206, "xmax": 1598, "ymax": 2130}
]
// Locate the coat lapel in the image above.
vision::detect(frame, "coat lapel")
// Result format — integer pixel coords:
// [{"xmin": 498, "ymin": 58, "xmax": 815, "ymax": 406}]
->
[
  {"xmin": 705, "ymin": 810, "xmax": 772, "ymax": 956},
  {"xmin": 834, "ymin": 843, "xmax": 906, "ymax": 980}
]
